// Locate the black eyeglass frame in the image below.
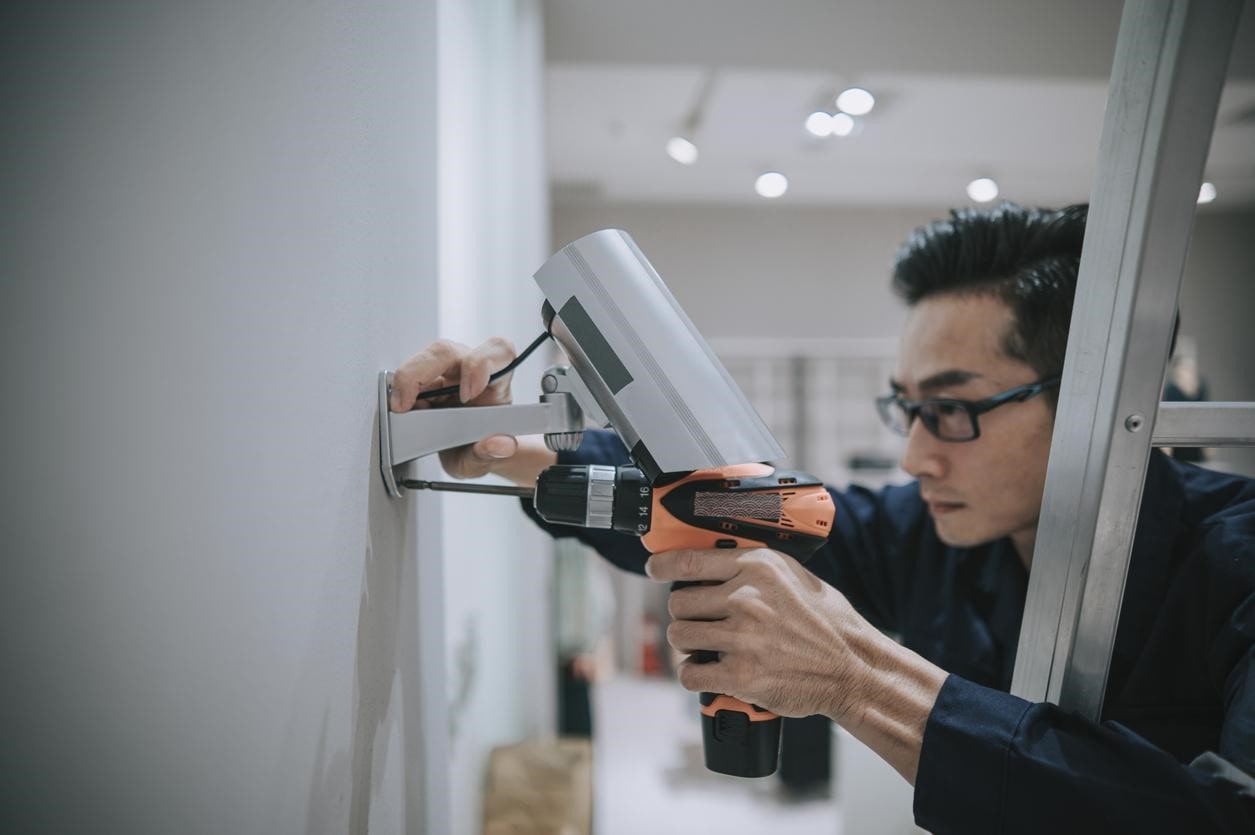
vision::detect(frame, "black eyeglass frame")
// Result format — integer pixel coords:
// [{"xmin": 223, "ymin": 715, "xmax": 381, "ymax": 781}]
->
[{"xmin": 875, "ymin": 375, "xmax": 1062, "ymax": 442}]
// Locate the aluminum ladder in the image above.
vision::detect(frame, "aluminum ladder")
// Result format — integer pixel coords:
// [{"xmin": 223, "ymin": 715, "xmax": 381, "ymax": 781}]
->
[{"xmin": 1011, "ymin": 0, "xmax": 1255, "ymax": 717}]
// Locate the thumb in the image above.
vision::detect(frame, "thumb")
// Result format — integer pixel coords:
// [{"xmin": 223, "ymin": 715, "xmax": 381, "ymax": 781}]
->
[
  {"xmin": 473, "ymin": 434, "xmax": 518, "ymax": 461},
  {"xmin": 442, "ymin": 434, "xmax": 518, "ymax": 478}
]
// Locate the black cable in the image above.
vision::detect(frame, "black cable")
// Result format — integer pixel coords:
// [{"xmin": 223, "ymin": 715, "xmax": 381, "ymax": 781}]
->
[{"xmin": 416, "ymin": 331, "xmax": 551, "ymax": 401}]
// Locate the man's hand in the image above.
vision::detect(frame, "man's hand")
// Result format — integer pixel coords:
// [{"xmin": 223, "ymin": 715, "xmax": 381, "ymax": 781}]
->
[
  {"xmin": 646, "ymin": 546, "xmax": 948, "ymax": 784},
  {"xmin": 646, "ymin": 546, "xmax": 874, "ymax": 720},
  {"xmin": 390, "ymin": 338, "xmax": 556, "ymax": 485}
]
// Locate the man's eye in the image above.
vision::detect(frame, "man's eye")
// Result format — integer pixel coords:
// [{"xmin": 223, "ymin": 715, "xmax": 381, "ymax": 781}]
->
[{"xmin": 933, "ymin": 402, "xmax": 962, "ymax": 416}]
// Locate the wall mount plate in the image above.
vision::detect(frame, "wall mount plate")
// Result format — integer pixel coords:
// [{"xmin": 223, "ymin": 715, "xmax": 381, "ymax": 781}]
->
[{"xmin": 378, "ymin": 371, "xmax": 403, "ymax": 499}]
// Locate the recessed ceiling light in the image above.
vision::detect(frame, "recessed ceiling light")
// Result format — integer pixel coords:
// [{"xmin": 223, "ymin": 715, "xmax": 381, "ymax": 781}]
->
[
  {"xmin": 966, "ymin": 177, "xmax": 999, "ymax": 203},
  {"xmin": 836, "ymin": 87, "xmax": 875, "ymax": 116},
  {"xmin": 755, "ymin": 171, "xmax": 789, "ymax": 199},
  {"xmin": 805, "ymin": 111, "xmax": 834, "ymax": 137},
  {"xmin": 1198, "ymin": 182, "xmax": 1217, "ymax": 204},
  {"xmin": 831, "ymin": 112, "xmax": 856, "ymax": 137},
  {"xmin": 666, "ymin": 136, "xmax": 699, "ymax": 165}
]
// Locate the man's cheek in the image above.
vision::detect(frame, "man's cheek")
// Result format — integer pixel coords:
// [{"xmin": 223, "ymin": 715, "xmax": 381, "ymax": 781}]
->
[
  {"xmin": 933, "ymin": 511, "xmax": 992, "ymax": 548},
  {"xmin": 932, "ymin": 515, "xmax": 966, "ymax": 545}
]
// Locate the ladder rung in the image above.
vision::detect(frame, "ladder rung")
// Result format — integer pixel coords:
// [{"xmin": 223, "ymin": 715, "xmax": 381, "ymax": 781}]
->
[{"xmin": 1151, "ymin": 402, "xmax": 1255, "ymax": 447}]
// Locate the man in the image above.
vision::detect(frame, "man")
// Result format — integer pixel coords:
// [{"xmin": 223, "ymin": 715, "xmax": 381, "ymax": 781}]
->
[{"xmin": 391, "ymin": 203, "xmax": 1255, "ymax": 832}]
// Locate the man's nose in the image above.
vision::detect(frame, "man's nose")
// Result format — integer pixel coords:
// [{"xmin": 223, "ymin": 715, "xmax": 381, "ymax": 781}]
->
[{"xmin": 900, "ymin": 416, "xmax": 946, "ymax": 480}]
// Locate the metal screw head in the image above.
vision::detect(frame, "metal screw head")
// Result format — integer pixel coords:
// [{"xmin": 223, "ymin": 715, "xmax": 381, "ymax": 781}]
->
[
  {"xmin": 1124, "ymin": 414, "xmax": 1145, "ymax": 432},
  {"xmin": 542, "ymin": 373, "xmax": 558, "ymax": 393}
]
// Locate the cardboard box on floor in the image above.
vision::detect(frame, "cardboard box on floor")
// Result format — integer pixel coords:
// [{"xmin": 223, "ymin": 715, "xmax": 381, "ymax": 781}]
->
[{"xmin": 483, "ymin": 738, "xmax": 592, "ymax": 835}]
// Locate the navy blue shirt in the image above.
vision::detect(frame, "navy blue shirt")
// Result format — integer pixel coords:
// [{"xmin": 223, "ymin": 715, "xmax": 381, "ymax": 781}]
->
[{"xmin": 524, "ymin": 430, "xmax": 1255, "ymax": 833}]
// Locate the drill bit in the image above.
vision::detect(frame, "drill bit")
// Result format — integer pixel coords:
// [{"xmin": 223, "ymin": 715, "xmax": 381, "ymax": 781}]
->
[{"xmin": 400, "ymin": 479, "xmax": 534, "ymax": 498}]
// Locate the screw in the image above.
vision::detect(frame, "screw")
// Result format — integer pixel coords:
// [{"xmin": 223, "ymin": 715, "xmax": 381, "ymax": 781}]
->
[{"xmin": 1125, "ymin": 414, "xmax": 1145, "ymax": 432}]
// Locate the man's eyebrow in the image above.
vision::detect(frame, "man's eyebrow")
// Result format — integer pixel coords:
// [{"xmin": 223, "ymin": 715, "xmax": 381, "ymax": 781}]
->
[
  {"xmin": 916, "ymin": 369, "xmax": 982, "ymax": 396},
  {"xmin": 890, "ymin": 370, "xmax": 983, "ymax": 397}
]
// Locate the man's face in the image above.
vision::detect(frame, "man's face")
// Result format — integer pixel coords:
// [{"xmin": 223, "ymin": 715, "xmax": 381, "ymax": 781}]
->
[{"xmin": 892, "ymin": 293, "xmax": 1055, "ymax": 557}]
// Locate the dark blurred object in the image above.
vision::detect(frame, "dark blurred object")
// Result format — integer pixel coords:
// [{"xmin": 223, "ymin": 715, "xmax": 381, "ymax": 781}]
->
[
  {"xmin": 554, "ymin": 540, "xmax": 615, "ymax": 737},
  {"xmin": 777, "ymin": 714, "xmax": 833, "ymax": 797},
  {"xmin": 848, "ymin": 453, "xmax": 898, "ymax": 472},
  {"xmin": 558, "ymin": 659, "xmax": 593, "ymax": 737}
]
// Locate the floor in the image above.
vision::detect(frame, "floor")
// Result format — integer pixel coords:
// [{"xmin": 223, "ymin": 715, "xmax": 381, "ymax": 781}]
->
[{"xmin": 591, "ymin": 675, "xmax": 842, "ymax": 835}]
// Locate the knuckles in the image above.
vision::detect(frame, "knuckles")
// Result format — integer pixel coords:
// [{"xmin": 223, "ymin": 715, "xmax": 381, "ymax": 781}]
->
[
  {"xmin": 673, "ymin": 645, "xmax": 764, "ymax": 703},
  {"xmin": 739, "ymin": 547, "xmax": 795, "ymax": 586},
  {"xmin": 665, "ymin": 619, "xmax": 687, "ymax": 649},
  {"xmin": 428, "ymin": 338, "xmax": 464, "ymax": 364},
  {"xmin": 726, "ymin": 584, "xmax": 768, "ymax": 620},
  {"xmin": 676, "ymin": 549, "xmax": 704, "ymax": 579},
  {"xmin": 740, "ymin": 547, "xmax": 785, "ymax": 572},
  {"xmin": 676, "ymin": 662, "xmax": 703, "ymax": 693},
  {"xmin": 484, "ymin": 336, "xmax": 516, "ymax": 359}
]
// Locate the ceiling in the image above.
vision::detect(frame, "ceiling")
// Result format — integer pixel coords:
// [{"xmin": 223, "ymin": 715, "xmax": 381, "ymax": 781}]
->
[{"xmin": 544, "ymin": 0, "xmax": 1255, "ymax": 209}]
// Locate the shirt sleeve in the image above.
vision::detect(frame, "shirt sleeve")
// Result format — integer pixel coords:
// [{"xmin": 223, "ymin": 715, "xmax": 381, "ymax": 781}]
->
[{"xmin": 913, "ymin": 672, "xmax": 1255, "ymax": 834}]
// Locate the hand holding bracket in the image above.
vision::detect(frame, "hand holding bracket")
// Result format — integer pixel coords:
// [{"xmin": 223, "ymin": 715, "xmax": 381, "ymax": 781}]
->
[{"xmin": 377, "ymin": 367, "xmax": 587, "ymax": 499}]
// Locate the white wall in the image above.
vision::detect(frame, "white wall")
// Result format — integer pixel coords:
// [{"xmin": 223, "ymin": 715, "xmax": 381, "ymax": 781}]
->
[
  {"xmin": 0, "ymin": 1, "xmax": 543, "ymax": 832},
  {"xmin": 437, "ymin": 1, "xmax": 556, "ymax": 833}
]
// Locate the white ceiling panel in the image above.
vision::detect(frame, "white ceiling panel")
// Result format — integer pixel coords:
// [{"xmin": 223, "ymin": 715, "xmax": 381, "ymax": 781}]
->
[{"xmin": 545, "ymin": 1, "xmax": 1255, "ymax": 209}]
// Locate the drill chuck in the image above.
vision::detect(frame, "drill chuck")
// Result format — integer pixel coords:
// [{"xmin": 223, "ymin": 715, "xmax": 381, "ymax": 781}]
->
[
  {"xmin": 534, "ymin": 461, "xmax": 834, "ymax": 781},
  {"xmin": 533, "ymin": 465, "xmax": 652, "ymax": 534}
]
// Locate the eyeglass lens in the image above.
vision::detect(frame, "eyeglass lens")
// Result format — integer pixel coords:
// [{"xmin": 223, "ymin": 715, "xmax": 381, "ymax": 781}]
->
[
  {"xmin": 880, "ymin": 398, "xmax": 977, "ymax": 441},
  {"xmin": 920, "ymin": 402, "xmax": 977, "ymax": 440}
]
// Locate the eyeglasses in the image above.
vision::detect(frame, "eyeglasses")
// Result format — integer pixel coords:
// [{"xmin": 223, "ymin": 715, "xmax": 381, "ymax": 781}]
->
[{"xmin": 875, "ymin": 376, "xmax": 1061, "ymax": 442}]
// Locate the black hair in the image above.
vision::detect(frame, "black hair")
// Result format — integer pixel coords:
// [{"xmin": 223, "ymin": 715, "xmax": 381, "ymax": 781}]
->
[{"xmin": 892, "ymin": 202, "xmax": 1087, "ymax": 398}]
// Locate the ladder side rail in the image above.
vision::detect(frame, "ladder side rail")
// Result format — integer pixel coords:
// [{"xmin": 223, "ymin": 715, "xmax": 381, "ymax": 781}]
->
[{"xmin": 1010, "ymin": 0, "xmax": 1243, "ymax": 719}]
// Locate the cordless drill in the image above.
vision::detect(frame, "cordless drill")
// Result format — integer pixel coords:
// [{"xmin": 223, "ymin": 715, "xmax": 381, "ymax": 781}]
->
[{"xmin": 531, "ymin": 461, "xmax": 835, "ymax": 778}]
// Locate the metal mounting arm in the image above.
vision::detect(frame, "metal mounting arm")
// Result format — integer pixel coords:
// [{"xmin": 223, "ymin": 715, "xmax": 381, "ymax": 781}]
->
[{"xmin": 377, "ymin": 370, "xmax": 585, "ymax": 499}]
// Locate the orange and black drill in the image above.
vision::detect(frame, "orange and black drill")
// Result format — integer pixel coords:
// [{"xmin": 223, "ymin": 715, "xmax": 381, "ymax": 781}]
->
[
  {"xmin": 536, "ymin": 461, "xmax": 833, "ymax": 777},
  {"xmin": 410, "ymin": 460, "xmax": 834, "ymax": 777}
]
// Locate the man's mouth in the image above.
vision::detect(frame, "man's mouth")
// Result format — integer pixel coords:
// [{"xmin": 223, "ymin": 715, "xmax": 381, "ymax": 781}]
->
[{"xmin": 923, "ymin": 496, "xmax": 965, "ymax": 516}]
